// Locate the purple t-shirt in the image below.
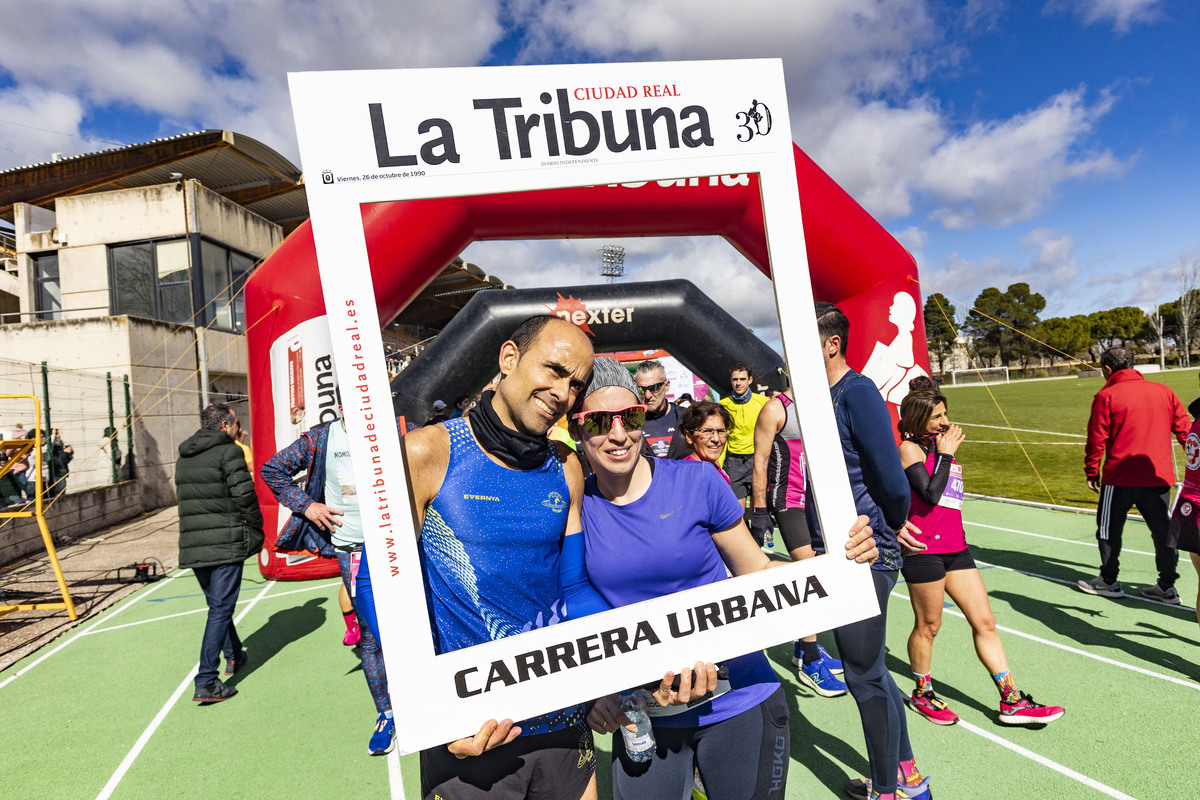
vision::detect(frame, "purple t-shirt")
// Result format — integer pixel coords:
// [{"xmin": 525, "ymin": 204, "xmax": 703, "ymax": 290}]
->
[{"xmin": 581, "ymin": 458, "xmax": 780, "ymax": 727}]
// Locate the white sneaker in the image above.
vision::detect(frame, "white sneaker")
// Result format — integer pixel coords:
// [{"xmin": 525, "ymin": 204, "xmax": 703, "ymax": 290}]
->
[
  {"xmin": 1077, "ymin": 576, "xmax": 1125, "ymax": 598},
  {"xmin": 1140, "ymin": 584, "xmax": 1181, "ymax": 604}
]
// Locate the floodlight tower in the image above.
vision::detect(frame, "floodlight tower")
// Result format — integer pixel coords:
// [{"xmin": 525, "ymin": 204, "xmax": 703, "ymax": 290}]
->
[{"xmin": 599, "ymin": 244, "xmax": 625, "ymax": 283}]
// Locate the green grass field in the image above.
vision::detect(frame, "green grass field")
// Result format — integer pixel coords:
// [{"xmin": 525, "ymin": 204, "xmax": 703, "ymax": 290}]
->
[{"xmin": 944, "ymin": 368, "xmax": 1200, "ymax": 508}]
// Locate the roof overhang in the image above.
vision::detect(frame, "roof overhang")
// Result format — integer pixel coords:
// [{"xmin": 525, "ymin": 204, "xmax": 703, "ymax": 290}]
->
[{"xmin": 0, "ymin": 130, "xmax": 308, "ymax": 233}]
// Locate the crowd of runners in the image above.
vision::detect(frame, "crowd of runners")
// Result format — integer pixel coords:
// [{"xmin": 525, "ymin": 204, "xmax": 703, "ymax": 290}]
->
[{"xmin": 175, "ymin": 300, "xmax": 1200, "ymax": 800}]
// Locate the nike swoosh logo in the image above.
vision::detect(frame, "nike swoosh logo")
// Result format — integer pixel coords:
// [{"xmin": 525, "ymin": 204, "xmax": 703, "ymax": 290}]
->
[{"xmin": 660, "ymin": 506, "xmax": 682, "ymax": 519}]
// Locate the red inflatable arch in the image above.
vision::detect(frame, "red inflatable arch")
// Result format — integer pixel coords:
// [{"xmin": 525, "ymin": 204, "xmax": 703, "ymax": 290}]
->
[{"xmin": 245, "ymin": 143, "xmax": 928, "ymax": 580}]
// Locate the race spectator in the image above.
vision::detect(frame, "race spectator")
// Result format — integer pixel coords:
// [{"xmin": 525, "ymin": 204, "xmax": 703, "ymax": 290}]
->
[
  {"xmin": 1080, "ymin": 347, "xmax": 1189, "ymax": 602},
  {"xmin": 718, "ymin": 363, "xmax": 770, "ymax": 512},
  {"xmin": 635, "ymin": 359, "xmax": 688, "ymax": 458},
  {"xmin": 48, "ymin": 428, "xmax": 74, "ymax": 497},
  {"xmin": 814, "ymin": 302, "xmax": 931, "ymax": 800},
  {"xmin": 175, "ymin": 404, "xmax": 263, "ymax": 704},
  {"xmin": 677, "ymin": 400, "xmax": 733, "ymax": 481},
  {"xmin": 261, "ymin": 405, "xmax": 398, "ymax": 754},
  {"xmin": 424, "ymin": 399, "xmax": 449, "ymax": 426},
  {"xmin": 448, "ymin": 394, "xmax": 472, "ymax": 419}
]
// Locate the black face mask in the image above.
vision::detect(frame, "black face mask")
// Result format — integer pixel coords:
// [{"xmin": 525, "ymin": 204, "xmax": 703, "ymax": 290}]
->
[{"xmin": 467, "ymin": 390, "xmax": 549, "ymax": 470}]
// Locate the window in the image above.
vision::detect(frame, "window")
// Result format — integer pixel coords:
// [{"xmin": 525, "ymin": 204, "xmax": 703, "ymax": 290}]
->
[
  {"xmin": 33, "ymin": 252, "xmax": 61, "ymax": 321},
  {"xmin": 110, "ymin": 240, "xmax": 194, "ymax": 324},
  {"xmin": 199, "ymin": 240, "xmax": 257, "ymax": 331}
]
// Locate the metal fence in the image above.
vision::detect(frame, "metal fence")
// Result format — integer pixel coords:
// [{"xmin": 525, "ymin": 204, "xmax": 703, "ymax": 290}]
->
[{"xmin": 0, "ymin": 357, "xmax": 132, "ymax": 499}]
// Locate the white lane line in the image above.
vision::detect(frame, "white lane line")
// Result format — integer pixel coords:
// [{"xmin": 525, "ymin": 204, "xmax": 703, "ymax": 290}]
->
[
  {"xmin": 95, "ymin": 579, "xmax": 275, "ymax": 800},
  {"xmin": 967, "ymin": 441, "xmax": 1083, "ymax": 445},
  {"xmin": 0, "ymin": 569, "xmax": 189, "ymax": 690},
  {"xmin": 891, "ymin": 589, "xmax": 1200, "ymax": 692},
  {"xmin": 956, "ymin": 720, "xmax": 1140, "ymax": 800},
  {"xmin": 83, "ymin": 580, "xmax": 340, "ymax": 635},
  {"xmin": 966, "ymin": 521, "xmax": 1156, "ymax": 557},
  {"xmin": 957, "ymin": 422, "xmax": 1086, "ymax": 438},
  {"xmin": 387, "ymin": 745, "xmax": 406, "ymax": 800}
]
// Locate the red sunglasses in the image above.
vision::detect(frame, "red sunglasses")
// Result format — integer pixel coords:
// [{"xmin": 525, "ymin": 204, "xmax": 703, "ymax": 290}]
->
[{"xmin": 572, "ymin": 405, "xmax": 648, "ymax": 435}]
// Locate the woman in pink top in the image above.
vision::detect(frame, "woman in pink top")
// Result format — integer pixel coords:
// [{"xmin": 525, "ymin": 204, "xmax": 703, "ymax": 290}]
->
[
  {"xmin": 899, "ymin": 377, "xmax": 1063, "ymax": 727},
  {"xmin": 1167, "ymin": 406, "xmax": 1200, "ymax": 631},
  {"xmin": 678, "ymin": 401, "xmax": 733, "ymax": 484}
]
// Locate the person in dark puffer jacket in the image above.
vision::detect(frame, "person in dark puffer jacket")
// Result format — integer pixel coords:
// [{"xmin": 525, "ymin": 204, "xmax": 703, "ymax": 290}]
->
[{"xmin": 176, "ymin": 403, "xmax": 264, "ymax": 704}]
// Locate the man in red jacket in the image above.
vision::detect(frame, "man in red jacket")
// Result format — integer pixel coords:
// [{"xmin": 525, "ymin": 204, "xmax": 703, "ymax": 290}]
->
[{"xmin": 1080, "ymin": 347, "xmax": 1189, "ymax": 602}]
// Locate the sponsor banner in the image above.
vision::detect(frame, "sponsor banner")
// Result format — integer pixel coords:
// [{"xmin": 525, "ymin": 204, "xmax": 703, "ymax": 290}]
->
[{"xmin": 289, "ymin": 58, "xmax": 871, "ymax": 753}]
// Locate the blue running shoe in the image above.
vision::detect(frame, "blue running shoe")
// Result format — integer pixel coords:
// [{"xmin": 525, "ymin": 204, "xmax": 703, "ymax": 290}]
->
[
  {"xmin": 818, "ymin": 644, "xmax": 843, "ymax": 674},
  {"xmin": 798, "ymin": 657, "xmax": 848, "ymax": 697},
  {"xmin": 791, "ymin": 642, "xmax": 844, "ymax": 675},
  {"xmin": 369, "ymin": 711, "xmax": 395, "ymax": 756}
]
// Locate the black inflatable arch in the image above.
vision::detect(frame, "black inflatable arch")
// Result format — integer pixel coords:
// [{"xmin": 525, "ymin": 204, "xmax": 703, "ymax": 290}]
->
[{"xmin": 392, "ymin": 279, "xmax": 785, "ymax": 421}]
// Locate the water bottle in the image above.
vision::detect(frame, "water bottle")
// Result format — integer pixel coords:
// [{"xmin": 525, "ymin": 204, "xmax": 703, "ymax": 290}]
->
[{"xmin": 619, "ymin": 689, "xmax": 655, "ymax": 763}]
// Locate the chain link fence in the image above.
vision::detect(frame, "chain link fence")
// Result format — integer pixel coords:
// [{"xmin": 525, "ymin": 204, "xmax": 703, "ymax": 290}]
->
[{"xmin": 0, "ymin": 357, "xmax": 132, "ymax": 501}]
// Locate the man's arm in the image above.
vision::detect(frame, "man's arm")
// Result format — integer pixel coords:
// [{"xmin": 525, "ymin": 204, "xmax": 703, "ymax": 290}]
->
[
  {"xmin": 1171, "ymin": 391, "xmax": 1191, "ymax": 446},
  {"xmin": 1084, "ymin": 393, "xmax": 1108, "ymax": 490},
  {"xmin": 844, "ymin": 383, "xmax": 910, "ymax": 529},
  {"xmin": 751, "ymin": 398, "xmax": 784, "ymax": 509},
  {"xmin": 260, "ymin": 433, "xmax": 316, "ymax": 514},
  {"xmin": 400, "ymin": 423, "xmax": 450, "ymax": 536}
]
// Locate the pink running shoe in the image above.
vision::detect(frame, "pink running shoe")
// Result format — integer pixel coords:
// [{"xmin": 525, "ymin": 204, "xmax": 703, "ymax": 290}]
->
[
  {"xmin": 999, "ymin": 691, "xmax": 1064, "ymax": 725},
  {"xmin": 906, "ymin": 689, "xmax": 959, "ymax": 725},
  {"xmin": 343, "ymin": 621, "xmax": 361, "ymax": 647}
]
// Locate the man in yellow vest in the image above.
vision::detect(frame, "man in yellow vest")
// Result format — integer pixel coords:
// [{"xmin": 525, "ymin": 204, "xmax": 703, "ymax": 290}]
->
[{"xmin": 718, "ymin": 362, "xmax": 770, "ymax": 526}]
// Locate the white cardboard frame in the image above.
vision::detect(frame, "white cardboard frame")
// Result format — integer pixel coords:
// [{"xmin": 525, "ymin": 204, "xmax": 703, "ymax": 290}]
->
[{"xmin": 289, "ymin": 59, "xmax": 877, "ymax": 754}]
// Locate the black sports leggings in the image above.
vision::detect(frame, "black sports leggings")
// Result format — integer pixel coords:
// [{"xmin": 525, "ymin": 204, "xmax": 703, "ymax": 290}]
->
[
  {"xmin": 612, "ymin": 686, "xmax": 790, "ymax": 800},
  {"xmin": 833, "ymin": 569, "xmax": 912, "ymax": 794}
]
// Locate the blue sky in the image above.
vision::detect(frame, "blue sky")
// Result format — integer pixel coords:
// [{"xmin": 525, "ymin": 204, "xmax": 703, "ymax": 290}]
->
[{"xmin": 1, "ymin": 0, "xmax": 1196, "ymax": 348}]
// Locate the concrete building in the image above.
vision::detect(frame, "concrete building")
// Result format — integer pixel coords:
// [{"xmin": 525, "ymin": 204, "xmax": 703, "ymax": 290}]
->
[{"xmin": 0, "ymin": 131, "xmax": 304, "ymax": 562}]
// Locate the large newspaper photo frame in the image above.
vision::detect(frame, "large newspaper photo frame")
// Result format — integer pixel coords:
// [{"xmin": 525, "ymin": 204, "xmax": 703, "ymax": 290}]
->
[{"xmin": 289, "ymin": 59, "xmax": 879, "ymax": 754}]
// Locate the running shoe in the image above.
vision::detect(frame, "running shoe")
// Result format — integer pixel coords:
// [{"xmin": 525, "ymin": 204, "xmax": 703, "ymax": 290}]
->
[
  {"xmin": 906, "ymin": 689, "xmax": 959, "ymax": 725},
  {"xmin": 1140, "ymin": 584, "xmax": 1181, "ymax": 604},
  {"xmin": 798, "ymin": 657, "xmax": 848, "ymax": 697},
  {"xmin": 791, "ymin": 642, "xmax": 842, "ymax": 672},
  {"xmin": 369, "ymin": 712, "xmax": 395, "ymax": 755},
  {"xmin": 999, "ymin": 691, "xmax": 1064, "ymax": 725},
  {"xmin": 193, "ymin": 680, "xmax": 237, "ymax": 704},
  {"xmin": 1076, "ymin": 575, "xmax": 1125, "ymax": 598},
  {"xmin": 844, "ymin": 777, "xmax": 932, "ymax": 800},
  {"xmin": 343, "ymin": 620, "xmax": 362, "ymax": 646},
  {"xmin": 225, "ymin": 650, "xmax": 249, "ymax": 676},
  {"xmin": 898, "ymin": 763, "xmax": 933, "ymax": 799},
  {"xmin": 818, "ymin": 644, "xmax": 844, "ymax": 674}
]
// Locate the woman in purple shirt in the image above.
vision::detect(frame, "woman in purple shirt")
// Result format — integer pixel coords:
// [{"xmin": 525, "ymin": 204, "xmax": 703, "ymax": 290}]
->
[{"xmin": 569, "ymin": 358, "xmax": 876, "ymax": 800}]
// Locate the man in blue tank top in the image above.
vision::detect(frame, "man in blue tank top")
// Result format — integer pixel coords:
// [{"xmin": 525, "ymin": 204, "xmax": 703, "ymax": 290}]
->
[{"xmin": 402, "ymin": 315, "xmax": 602, "ymax": 800}]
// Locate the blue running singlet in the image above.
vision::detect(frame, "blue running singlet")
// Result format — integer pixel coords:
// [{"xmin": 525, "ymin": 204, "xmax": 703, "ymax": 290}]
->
[{"xmin": 420, "ymin": 417, "xmax": 584, "ymax": 735}]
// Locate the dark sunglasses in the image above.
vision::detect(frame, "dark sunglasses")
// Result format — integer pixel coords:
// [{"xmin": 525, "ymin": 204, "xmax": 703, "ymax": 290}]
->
[
  {"xmin": 638, "ymin": 380, "xmax": 667, "ymax": 395},
  {"xmin": 572, "ymin": 405, "xmax": 648, "ymax": 436}
]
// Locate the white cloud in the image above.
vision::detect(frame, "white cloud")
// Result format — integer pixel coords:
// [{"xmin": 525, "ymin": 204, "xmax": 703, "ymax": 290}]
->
[
  {"xmin": 0, "ymin": 86, "xmax": 87, "ymax": 166},
  {"xmin": 0, "ymin": 0, "xmax": 507, "ymax": 168},
  {"xmin": 0, "ymin": 0, "xmax": 1138, "ymax": 237},
  {"xmin": 894, "ymin": 226, "xmax": 930, "ymax": 254},
  {"xmin": 1044, "ymin": 0, "xmax": 1164, "ymax": 34},
  {"xmin": 920, "ymin": 89, "xmax": 1129, "ymax": 229}
]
